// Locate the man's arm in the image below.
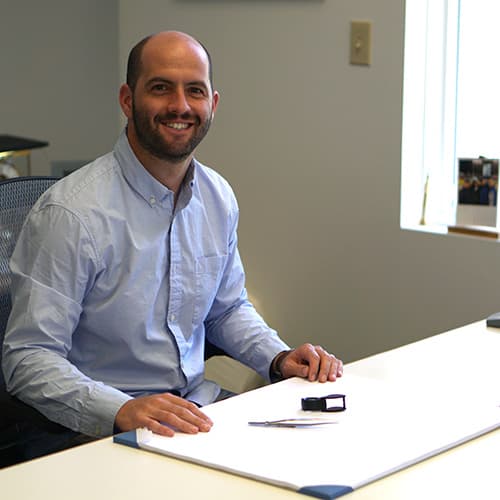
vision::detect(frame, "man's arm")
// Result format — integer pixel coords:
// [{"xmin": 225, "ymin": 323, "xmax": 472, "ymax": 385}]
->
[
  {"xmin": 203, "ymin": 240, "xmax": 290, "ymax": 380},
  {"xmin": 203, "ymin": 195, "xmax": 343, "ymax": 383},
  {"xmin": 2, "ymin": 204, "xmax": 129, "ymax": 437}
]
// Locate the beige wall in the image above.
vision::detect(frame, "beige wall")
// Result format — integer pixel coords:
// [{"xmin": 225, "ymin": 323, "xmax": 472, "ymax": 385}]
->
[
  {"xmin": 119, "ymin": 0, "xmax": 500, "ymax": 363},
  {"xmin": 0, "ymin": 0, "xmax": 118, "ymax": 176},
  {"xmin": 4, "ymin": 1, "xmax": 499, "ymax": 365}
]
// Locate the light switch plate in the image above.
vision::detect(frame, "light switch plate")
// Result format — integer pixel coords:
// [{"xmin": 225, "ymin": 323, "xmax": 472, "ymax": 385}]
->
[{"xmin": 350, "ymin": 20, "xmax": 372, "ymax": 66}]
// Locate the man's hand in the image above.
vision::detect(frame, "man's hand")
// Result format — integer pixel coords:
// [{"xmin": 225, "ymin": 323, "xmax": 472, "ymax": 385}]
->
[
  {"xmin": 276, "ymin": 344, "xmax": 343, "ymax": 382},
  {"xmin": 114, "ymin": 392, "xmax": 213, "ymax": 437}
]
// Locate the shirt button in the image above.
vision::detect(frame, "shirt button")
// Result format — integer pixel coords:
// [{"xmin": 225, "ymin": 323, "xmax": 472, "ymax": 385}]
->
[
  {"xmin": 170, "ymin": 314, "xmax": 176, "ymax": 322},
  {"xmin": 149, "ymin": 196, "xmax": 156, "ymax": 205}
]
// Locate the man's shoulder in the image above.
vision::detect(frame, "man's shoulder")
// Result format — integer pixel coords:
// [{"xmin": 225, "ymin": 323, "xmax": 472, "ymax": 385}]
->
[
  {"xmin": 40, "ymin": 152, "xmax": 119, "ymax": 210},
  {"xmin": 194, "ymin": 160, "xmax": 236, "ymax": 200}
]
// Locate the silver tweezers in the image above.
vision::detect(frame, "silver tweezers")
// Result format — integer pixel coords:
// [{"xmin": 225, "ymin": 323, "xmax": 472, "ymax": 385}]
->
[{"xmin": 248, "ymin": 418, "xmax": 338, "ymax": 428}]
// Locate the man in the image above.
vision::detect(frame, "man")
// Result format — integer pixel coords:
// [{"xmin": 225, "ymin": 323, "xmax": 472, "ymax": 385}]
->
[{"xmin": 3, "ymin": 31, "xmax": 343, "ymax": 440}]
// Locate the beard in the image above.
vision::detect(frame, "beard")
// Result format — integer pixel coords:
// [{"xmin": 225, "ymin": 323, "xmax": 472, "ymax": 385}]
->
[{"xmin": 131, "ymin": 104, "xmax": 213, "ymax": 163}]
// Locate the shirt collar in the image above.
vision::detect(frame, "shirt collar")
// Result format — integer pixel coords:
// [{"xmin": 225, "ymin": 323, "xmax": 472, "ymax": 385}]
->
[
  {"xmin": 114, "ymin": 129, "xmax": 196, "ymax": 209},
  {"xmin": 175, "ymin": 162, "xmax": 196, "ymax": 212}
]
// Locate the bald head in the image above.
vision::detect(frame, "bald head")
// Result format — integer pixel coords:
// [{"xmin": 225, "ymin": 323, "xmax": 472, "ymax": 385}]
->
[{"xmin": 126, "ymin": 31, "xmax": 214, "ymax": 92}]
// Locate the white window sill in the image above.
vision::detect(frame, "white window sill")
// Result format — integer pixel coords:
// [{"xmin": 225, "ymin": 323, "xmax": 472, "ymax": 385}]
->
[{"xmin": 402, "ymin": 223, "xmax": 500, "ymax": 240}]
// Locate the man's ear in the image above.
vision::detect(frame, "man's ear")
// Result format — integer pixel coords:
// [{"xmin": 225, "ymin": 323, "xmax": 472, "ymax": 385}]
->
[
  {"xmin": 211, "ymin": 90, "xmax": 220, "ymax": 118},
  {"xmin": 119, "ymin": 84, "xmax": 133, "ymax": 119}
]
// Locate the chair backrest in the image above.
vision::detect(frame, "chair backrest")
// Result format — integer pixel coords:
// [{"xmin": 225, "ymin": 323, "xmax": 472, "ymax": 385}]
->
[{"xmin": 0, "ymin": 176, "xmax": 59, "ymax": 391}]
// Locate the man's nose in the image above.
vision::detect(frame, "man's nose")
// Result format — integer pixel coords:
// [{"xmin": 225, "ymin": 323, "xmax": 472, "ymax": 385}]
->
[{"xmin": 168, "ymin": 88, "xmax": 190, "ymax": 114}]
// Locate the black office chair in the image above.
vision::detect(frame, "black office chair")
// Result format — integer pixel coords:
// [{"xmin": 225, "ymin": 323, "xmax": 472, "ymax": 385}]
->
[
  {"xmin": 0, "ymin": 176, "xmax": 59, "ymax": 349},
  {"xmin": 0, "ymin": 176, "xmax": 66, "ymax": 467}
]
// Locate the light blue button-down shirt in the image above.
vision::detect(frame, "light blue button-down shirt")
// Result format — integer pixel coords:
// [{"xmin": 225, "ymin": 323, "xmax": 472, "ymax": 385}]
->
[{"xmin": 2, "ymin": 131, "xmax": 288, "ymax": 437}]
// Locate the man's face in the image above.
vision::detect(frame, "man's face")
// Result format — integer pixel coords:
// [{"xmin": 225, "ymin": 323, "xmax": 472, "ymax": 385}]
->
[{"xmin": 123, "ymin": 34, "xmax": 219, "ymax": 164}]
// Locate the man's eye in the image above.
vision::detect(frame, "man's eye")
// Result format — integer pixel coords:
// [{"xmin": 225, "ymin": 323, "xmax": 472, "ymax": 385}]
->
[
  {"xmin": 189, "ymin": 87, "xmax": 205, "ymax": 96},
  {"xmin": 152, "ymin": 84, "xmax": 168, "ymax": 92}
]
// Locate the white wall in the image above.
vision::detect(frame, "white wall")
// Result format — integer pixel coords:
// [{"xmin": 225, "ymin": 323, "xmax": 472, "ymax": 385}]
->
[
  {"xmin": 0, "ymin": 0, "xmax": 119, "ymax": 175},
  {"xmin": 119, "ymin": 0, "xmax": 500, "ymax": 362}
]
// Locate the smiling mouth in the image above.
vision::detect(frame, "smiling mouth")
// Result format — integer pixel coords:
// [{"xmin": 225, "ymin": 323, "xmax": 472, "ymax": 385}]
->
[{"xmin": 165, "ymin": 122, "xmax": 191, "ymax": 130}]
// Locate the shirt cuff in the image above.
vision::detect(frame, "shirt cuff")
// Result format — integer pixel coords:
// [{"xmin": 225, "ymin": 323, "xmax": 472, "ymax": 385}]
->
[{"xmin": 80, "ymin": 383, "xmax": 133, "ymax": 437}]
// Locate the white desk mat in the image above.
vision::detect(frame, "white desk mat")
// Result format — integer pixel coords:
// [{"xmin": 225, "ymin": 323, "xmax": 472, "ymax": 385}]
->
[{"xmin": 115, "ymin": 374, "xmax": 500, "ymax": 499}]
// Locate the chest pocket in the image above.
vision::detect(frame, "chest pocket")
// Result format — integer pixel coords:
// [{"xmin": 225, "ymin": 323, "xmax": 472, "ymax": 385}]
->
[{"xmin": 193, "ymin": 255, "xmax": 226, "ymax": 325}]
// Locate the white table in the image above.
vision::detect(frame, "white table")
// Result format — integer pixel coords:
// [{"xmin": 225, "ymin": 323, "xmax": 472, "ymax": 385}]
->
[{"xmin": 1, "ymin": 320, "xmax": 499, "ymax": 500}]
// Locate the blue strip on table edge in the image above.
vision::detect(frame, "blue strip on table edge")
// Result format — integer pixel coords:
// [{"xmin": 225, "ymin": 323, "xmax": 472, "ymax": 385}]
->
[
  {"xmin": 298, "ymin": 485, "xmax": 354, "ymax": 499},
  {"xmin": 113, "ymin": 430, "xmax": 139, "ymax": 449}
]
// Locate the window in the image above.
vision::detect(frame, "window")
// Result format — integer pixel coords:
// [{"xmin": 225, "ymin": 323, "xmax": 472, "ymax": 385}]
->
[{"xmin": 401, "ymin": 0, "xmax": 500, "ymax": 231}]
